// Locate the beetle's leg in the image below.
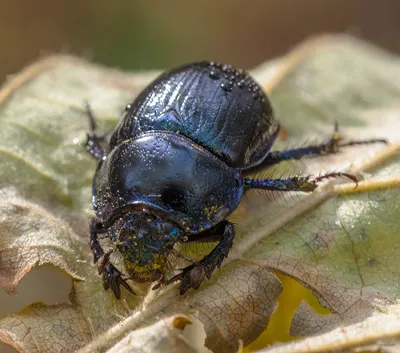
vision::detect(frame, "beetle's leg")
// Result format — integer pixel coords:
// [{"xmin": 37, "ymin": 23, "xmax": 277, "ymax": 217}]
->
[
  {"xmin": 89, "ymin": 218, "xmax": 106, "ymax": 264},
  {"xmin": 89, "ymin": 218, "xmax": 135, "ymax": 299},
  {"xmin": 163, "ymin": 221, "xmax": 235, "ymax": 295},
  {"xmin": 84, "ymin": 101, "xmax": 107, "ymax": 161},
  {"xmin": 244, "ymin": 171, "xmax": 358, "ymax": 193},
  {"xmin": 97, "ymin": 249, "xmax": 114, "ymax": 273},
  {"xmin": 247, "ymin": 122, "xmax": 387, "ymax": 172}
]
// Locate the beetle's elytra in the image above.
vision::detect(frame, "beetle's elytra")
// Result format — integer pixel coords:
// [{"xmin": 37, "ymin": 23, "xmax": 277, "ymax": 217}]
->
[{"xmin": 84, "ymin": 61, "xmax": 385, "ymax": 298}]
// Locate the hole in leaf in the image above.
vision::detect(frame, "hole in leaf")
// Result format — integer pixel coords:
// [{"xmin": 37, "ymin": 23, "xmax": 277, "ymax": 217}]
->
[
  {"xmin": 0, "ymin": 264, "xmax": 72, "ymax": 317},
  {"xmin": 244, "ymin": 273, "xmax": 331, "ymax": 352}
]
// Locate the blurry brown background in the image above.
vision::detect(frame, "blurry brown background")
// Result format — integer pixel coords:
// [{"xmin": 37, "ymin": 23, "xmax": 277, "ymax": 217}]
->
[{"xmin": 1, "ymin": 0, "xmax": 400, "ymax": 84}]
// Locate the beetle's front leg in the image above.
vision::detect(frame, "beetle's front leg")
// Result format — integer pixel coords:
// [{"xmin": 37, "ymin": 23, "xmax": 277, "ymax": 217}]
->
[
  {"xmin": 164, "ymin": 221, "xmax": 235, "ymax": 295},
  {"xmin": 89, "ymin": 217, "xmax": 106, "ymax": 264},
  {"xmin": 89, "ymin": 218, "xmax": 135, "ymax": 298}
]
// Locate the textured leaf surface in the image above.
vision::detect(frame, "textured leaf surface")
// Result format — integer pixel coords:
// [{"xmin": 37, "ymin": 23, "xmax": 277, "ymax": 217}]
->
[
  {"xmin": 250, "ymin": 36, "xmax": 400, "ymax": 329},
  {"xmin": 0, "ymin": 187, "xmax": 83, "ymax": 295},
  {"xmin": 257, "ymin": 303, "xmax": 400, "ymax": 353},
  {"xmin": 0, "ymin": 303, "xmax": 91, "ymax": 353},
  {"xmin": 0, "ymin": 36, "xmax": 399, "ymax": 353}
]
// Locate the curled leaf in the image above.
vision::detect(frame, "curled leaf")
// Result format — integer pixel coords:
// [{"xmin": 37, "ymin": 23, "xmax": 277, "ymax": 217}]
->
[{"xmin": 105, "ymin": 315, "xmax": 196, "ymax": 353}]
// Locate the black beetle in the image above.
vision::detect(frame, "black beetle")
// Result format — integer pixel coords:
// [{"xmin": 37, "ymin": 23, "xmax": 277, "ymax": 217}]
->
[{"xmin": 85, "ymin": 61, "xmax": 385, "ymax": 298}]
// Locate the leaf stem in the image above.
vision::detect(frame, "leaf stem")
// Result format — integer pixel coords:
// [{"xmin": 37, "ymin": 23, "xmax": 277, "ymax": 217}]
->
[{"xmin": 335, "ymin": 178, "xmax": 400, "ymax": 194}]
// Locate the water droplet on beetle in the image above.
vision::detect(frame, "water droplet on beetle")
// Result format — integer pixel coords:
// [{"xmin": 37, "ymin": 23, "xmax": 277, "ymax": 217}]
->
[
  {"xmin": 209, "ymin": 70, "xmax": 220, "ymax": 79},
  {"xmin": 221, "ymin": 82, "xmax": 233, "ymax": 92}
]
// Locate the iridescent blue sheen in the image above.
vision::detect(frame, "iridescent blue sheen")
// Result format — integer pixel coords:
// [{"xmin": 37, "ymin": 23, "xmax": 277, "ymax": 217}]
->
[{"xmin": 244, "ymin": 178, "xmax": 292, "ymax": 190}]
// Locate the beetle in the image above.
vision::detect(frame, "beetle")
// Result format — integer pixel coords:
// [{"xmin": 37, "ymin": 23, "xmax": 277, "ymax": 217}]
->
[{"xmin": 84, "ymin": 61, "xmax": 385, "ymax": 298}]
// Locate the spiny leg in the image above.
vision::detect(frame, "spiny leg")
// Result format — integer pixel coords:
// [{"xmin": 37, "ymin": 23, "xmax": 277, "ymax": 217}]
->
[
  {"xmin": 248, "ymin": 122, "xmax": 387, "ymax": 172},
  {"xmin": 163, "ymin": 221, "xmax": 235, "ymax": 295},
  {"xmin": 244, "ymin": 172, "xmax": 358, "ymax": 193},
  {"xmin": 84, "ymin": 101, "xmax": 107, "ymax": 161},
  {"xmin": 89, "ymin": 218, "xmax": 135, "ymax": 298}
]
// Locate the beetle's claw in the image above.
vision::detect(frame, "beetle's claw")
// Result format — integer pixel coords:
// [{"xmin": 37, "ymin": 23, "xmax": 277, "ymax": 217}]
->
[
  {"xmin": 103, "ymin": 263, "xmax": 136, "ymax": 299},
  {"xmin": 186, "ymin": 265, "xmax": 206, "ymax": 294},
  {"xmin": 152, "ymin": 276, "xmax": 165, "ymax": 290},
  {"xmin": 179, "ymin": 264, "xmax": 206, "ymax": 294},
  {"xmin": 161, "ymin": 263, "xmax": 207, "ymax": 295}
]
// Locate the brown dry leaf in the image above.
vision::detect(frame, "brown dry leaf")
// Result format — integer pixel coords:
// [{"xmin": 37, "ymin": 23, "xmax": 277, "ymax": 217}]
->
[{"xmin": 0, "ymin": 35, "xmax": 399, "ymax": 353}]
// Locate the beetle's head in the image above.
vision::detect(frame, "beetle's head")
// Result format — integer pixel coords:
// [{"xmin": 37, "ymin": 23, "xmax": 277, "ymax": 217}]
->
[{"xmin": 108, "ymin": 208, "xmax": 182, "ymax": 282}]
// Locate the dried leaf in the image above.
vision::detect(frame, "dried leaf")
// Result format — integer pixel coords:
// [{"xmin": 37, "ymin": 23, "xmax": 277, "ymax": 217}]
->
[
  {"xmin": 169, "ymin": 262, "xmax": 282, "ymax": 353},
  {"xmin": 0, "ymin": 36, "xmax": 399, "ymax": 353},
  {"xmin": 0, "ymin": 303, "xmax": 91, "ymax": 353},
  {"xmin": 0, "ymin": 187, "xmax": 84, "ymax": 295}
]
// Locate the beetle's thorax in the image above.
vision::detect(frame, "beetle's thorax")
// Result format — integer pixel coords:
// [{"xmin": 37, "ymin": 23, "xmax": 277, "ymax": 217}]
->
[{"xmin": 93, "ymin": 131, "xmax": 244, "ymax": 233}]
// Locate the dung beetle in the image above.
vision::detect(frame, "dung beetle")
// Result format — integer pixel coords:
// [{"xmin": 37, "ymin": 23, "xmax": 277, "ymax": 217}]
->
[{"xmin": 84, "ymin": 61, "xmax": 385, "ymax": 298}]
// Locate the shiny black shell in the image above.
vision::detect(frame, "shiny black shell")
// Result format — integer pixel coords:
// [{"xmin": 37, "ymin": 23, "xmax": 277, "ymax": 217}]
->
[
  {"xmin": 93, "ymin": 62, "xmax": 279, "ymax": 232},
  {"xmin": 93, "ymin": 132, "xmax": 243, "ymax": 232},
  {"xmin": 110, "ymin": 62, "xmax": 279, "ymax": 169}
]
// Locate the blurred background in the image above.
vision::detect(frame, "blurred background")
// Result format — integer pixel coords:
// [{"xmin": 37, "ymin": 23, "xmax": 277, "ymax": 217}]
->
[{"xmin": 1, "ymin": 0, "xmax": 400, "ymax": 84}]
